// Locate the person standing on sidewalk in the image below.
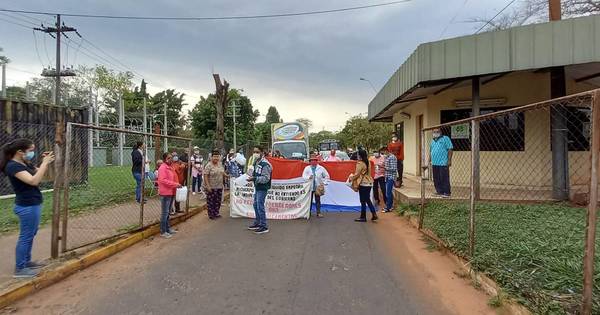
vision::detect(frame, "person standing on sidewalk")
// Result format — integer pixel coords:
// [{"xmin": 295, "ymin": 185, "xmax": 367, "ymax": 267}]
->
[
  {"xmin": 350, "ymin": 148, "xmax": 378, "ymax": 222},
  {"xmin": 247, "ymin": 146, "xmax": 272, "ymax": 234},
  {"xmin": 371, "ymin": 148, "xmax": 387, "ymax": 209},
  {"xmin": 158, "ymin": 152, "xmax": 181, "ymax": 239},
  {"xmin": 171, "ymin": 153, "xmax": 187, "ymax": 214},
  {"xmin": 429, "ymin": 128, "xmax": 453, "ymax": 198},
  {"xmin": 382, "ymin": 147, "xmax": 398, "ymax": 213},
  {"xmin": 131, "ymin": 141, "xmax": 145, "ymax": 203},
  {"xmin": 1, "ymin": 139, "xmax": 55, "ymax": 278},
  {"xmin": 190, "ymin": 147, "xmax": 203, "ymax": 196},
  {"xmin": 387, "ymin": 134, "xmax": 404, "ymax": 187},
  {"xmin": 203, "ymin": 150, "xmax": 226, "ymax": 220},
  {"xmin": 302, "ymin": 155, "xmax": 330, "ymax": 218}
]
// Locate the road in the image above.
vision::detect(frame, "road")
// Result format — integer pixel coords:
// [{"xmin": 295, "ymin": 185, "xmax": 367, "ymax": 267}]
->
[{"xmin": 3, "ymin": 207, "xmax": 495, "ymax": 315}]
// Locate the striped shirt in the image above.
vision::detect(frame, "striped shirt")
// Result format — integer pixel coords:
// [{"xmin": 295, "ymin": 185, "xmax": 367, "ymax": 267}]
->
[{"xmin": 384, "ymin": 154, "xmax": 398, "ymax": 180}]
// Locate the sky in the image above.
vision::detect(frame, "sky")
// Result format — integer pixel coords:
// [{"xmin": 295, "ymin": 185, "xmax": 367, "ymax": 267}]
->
[{"xmin": 0, "ymin": 0, "xmax": 515, "ymax": 132}]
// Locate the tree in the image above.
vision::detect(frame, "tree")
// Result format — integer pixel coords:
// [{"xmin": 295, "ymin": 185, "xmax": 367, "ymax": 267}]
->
[
  {"xmin": 265, "ymin": 106, "xmax": 282, "ymax": 124},
  {"xmin": 213, "ymin": 74, "xmax": 230, "ymax": 150},
  {"xmin": 309, "ymin": 130, "xmax": 337, "ymax": 151},
  {"xmin": 6, "ymin": 86, "xmax": 26, "ymax": 99},
  {"xmin": 0, "ymin": 47, "xmax": 9, "ymax": 64},
  {"xmin": 339, "ymin": 114, "xmax": 393, "ymax": 153},
  {"xmin": 190, "ymin": 88, "xmax": 259, "ymax": 148},
  {"xmin": 472, "ymin": 0, "xmax": 600, "ymax": 31},
  {"xmin": 150, "ymin": 89, "xmax": 187, "ymax": 136},
  {"xmin": 295, "ymin": 118, "xmax": 313, "ymax": 130}
]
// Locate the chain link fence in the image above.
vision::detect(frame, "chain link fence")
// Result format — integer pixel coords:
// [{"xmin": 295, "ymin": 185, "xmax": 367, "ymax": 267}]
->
[
  {"xmin": 418, "ymin": 91, "xmax": 599, "ymax": 314},
  {"xmin": 61, "ymin": 123, "xmax": 203, "ymax": 251}
]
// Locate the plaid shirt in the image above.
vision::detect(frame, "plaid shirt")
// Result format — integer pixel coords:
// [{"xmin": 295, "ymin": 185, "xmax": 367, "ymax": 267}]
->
[{"xmin": 384, "ymin": 154, "xmax": 398, "ymax": 180}]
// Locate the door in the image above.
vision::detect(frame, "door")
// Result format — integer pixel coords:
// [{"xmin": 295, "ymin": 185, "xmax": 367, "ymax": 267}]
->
[{"xmin": 416, "ymin": 115, "xmax": 423, "ymax": 176}]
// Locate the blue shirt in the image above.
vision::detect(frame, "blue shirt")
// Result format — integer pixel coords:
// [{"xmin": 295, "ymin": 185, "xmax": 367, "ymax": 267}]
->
[
  {"xmin": 384, "ymin": 155, "xmax": 397, "ymax": 180},
  {"xmin": 227, "ymin": 160, "xmax": 241, "ymax": 178},
  {"xmin": 5, "ymin": 160, "xmax": 43, "ymax": 206},
  {"xmin": 430, "ymin": 136, "xmax": 453, "ymax": 166}
]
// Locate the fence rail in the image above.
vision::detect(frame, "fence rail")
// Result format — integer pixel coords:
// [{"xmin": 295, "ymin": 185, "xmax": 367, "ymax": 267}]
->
[{"xmin": 418, "ymin": 89, "xmax": 599, "ymax": 314}]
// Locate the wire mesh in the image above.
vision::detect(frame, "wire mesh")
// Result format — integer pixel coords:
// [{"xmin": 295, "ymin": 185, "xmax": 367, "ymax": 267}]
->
[
  {"xmin": 418, "ymin": 92, "xmax": 598, "ymax": 314},
  {"xmin": 62, "ymin": 124, "xmax": 198, "ymax": 251}
]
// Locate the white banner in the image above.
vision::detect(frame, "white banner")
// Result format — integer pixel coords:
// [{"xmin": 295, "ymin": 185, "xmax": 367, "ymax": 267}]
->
[{"xmin": 229, "ymin": 175, "xmax": 311, "ymax": 220}]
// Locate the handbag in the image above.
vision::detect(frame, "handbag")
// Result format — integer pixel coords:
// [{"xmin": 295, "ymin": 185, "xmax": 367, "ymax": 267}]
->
[
  {"xmin": 350, "ymin": 162, "xmax": 368, "ymax": 192},
  {"xmin": 176, "ymin": 186, "xmax": 188, "ymax": 202},
  {"xmin": 315, "ymin": 184, "xmax": 325, "ymax": 196}
]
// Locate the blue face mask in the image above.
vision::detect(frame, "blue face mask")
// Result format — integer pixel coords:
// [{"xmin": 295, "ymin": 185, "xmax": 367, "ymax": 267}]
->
[{"xmin": 24, "ymin": 151, "xmax": 35, "ymax": 161}]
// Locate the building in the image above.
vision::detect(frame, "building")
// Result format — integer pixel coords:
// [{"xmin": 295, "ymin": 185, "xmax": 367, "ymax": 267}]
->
[{"xmin": 368, "ymin": 15, "xmax": 600, "ymax": 198}]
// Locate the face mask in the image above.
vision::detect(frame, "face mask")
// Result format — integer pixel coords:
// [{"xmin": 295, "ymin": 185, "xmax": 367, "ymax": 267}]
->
[
  {"xmin": 24, "ymin": 151, "xmax": 35, "ymax": 161},
  {"xmin": 433, "ymin": 132, "xmax": 441, "ymax": 138},
  {"xmin": 253, "ymin": 153, "xmax": 260, "ymax": 160},
  {"xmin": 392, "ymin": 138, "xmax": 398, "ymax": 142},
  {"xmin": 173, "ymin": 156, "xmax": 179, "ymax": 162},
  {"xmin": 194, "ymin": 151, "xmax": 199, "ymax": 154},
  {"xmin": 374, "ymin": 153, "xmax": 380, "ymax": 158}
]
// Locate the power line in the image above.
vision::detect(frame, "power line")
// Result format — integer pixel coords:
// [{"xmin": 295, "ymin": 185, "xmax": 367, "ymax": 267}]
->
[
  {"xmin": 0, "ymin": 15, "xmax": 33, "ymax": 29},
  {"xmin": 0, "ymin": 12, "xmax": 37, "ymax": 26},
  {"xmin": 475, "ymin": 0, "xmax": 519, "ymax": 34},
  {"xmin": 32, "ymin": 30, "xmax": 46, "ymax": 67},
  {"xmin": 0, "ymin": 1, "xmax": 411, "ymax": 21}
]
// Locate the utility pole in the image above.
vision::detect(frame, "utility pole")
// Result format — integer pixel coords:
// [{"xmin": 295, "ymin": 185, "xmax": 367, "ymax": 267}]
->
[
  {"xmin": 94, "ymin": 92, "xmax": 99, "ymax": 145},
  {"xmin": 88, "ymin": 86, "xmax": 93, "ymax": 167},
  {"xmin": 118, "ymin": 96, "xmax": 124, "ymax": 166},
  {"xmin": 163, "ymin": 102, "xmax": 168, "ymax": 152},
  {"xmin": 1, "ymin": 63, "xmax": 6, "ymax": 98},
  {"xmin": 143, "ymin": 98, "xmax": 148, "ymax": 157}
]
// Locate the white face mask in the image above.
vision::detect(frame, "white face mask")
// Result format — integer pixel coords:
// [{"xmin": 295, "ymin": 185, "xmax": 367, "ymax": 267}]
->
[
  {"xmin": 433, "ymin": 132, "xmax": 441, "ymax": 138},
  {"xmin": 374, "ymin": 153, "xmax": 380, "ymax": 158}
]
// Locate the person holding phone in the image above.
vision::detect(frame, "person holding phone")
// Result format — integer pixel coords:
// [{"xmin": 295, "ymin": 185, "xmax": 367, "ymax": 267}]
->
[{"xmin": 0, "ymin": 139, "xmax": 55, "ymax": 278}]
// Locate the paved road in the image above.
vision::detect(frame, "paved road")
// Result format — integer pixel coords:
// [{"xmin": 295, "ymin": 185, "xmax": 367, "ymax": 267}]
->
[{"xmin": 5, "ymin": 208, "xmax": 492, "ymax": 315}]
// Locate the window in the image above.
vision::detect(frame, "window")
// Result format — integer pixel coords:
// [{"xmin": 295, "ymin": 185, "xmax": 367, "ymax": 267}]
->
[
  {"xmin": 565, "ymin": 107, "xmax": 590, "ymax": 151},
  {"xmin": 440, "ymin": 107, "xmax": 525, "ymax": 151}
]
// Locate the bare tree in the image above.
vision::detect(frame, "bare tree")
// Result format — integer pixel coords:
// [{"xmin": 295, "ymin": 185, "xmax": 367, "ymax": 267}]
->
[
  {"xmin": 471, "ymin": 0, "xmax": 600, "ymax": 31},
  {"xmin": 0, "ymin": 47, "xmax": 9, "ymax": 64},
  {"xmin": 213, "ymin": 73, "xmax": 230, "ymax": 151}
]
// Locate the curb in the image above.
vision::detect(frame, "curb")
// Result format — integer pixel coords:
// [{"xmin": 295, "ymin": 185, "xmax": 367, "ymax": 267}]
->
[
  {"xmin": 0, "ymin": 197, "xmax": 222, "ymax": 310},
  {"xmin": 403, "ymin": 214, "xmax": 531, "ymax": 315}
]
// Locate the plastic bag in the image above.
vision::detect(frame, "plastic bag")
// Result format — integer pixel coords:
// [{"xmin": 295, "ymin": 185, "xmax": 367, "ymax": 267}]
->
[
  {"xmin": 176, "ymin": 186, "xmax": 188, "ymax": 202},
  {"xmin": 235, "ymin": 153, "xmax": 246, "ymax": 166}
]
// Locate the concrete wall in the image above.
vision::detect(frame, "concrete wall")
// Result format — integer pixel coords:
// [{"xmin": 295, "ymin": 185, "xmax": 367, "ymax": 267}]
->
[{"xmin": 393, "ymin": 71, "xmax": 593, "ymax": 188}]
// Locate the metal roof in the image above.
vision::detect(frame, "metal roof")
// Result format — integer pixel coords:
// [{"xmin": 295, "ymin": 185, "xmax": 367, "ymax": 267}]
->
[{"xmin": 368, "ymin": 14, "xmax": 600, "ymax": 121}]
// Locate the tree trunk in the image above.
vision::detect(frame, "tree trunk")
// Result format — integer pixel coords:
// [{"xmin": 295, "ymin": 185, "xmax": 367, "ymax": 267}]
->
[{"xmin": 213, "ymin": 74, "xmax": 229, "ymax": 152}]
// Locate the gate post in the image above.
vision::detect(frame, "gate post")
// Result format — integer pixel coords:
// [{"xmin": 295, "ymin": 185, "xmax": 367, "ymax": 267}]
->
[{"xmin": 60, "ymin": 122, "xmax": 73, "ymax": 253}]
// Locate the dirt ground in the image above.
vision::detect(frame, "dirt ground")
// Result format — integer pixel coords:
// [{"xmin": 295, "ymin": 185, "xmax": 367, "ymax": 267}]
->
[{"xmin": 1, "ymin": 207, "xmax": 503, "ymax": 315}]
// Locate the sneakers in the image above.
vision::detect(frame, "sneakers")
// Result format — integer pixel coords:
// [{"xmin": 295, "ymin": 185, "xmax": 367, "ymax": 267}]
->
[
  {"xmin": 168, "ymin": 229, "xmax": 178, "ymax": 234},
  {"xmin": 354, "ymin": 218, "xmax": 367, "ymax": 222},
  {"xmin": 13, "ymin": 267, "xmax": 39, "ymax": 278},
  {"xmin": 254, "ymin": 227, "xmax": 270, "ymax": 234},
  {"xmin": 25, "ymin": 261, "xmax": 45, "ymax": 270},
  {"xmin": 192, "ymin": 192, "xmax": 197, "ymax": 196},
  {"xmin": 316, "ymin": 213, "xmax": 324, "ymax": 218},
  {"xmin": 441, "ymin": 194, "xmax": 451, "ymax": 199},
  {"xmin": 160, "ymin": 232, "xmax": 172, "ymax": 239},
  {"xmin": 247, "ymin": 224, "xmax": 261, "ymax": 231}
]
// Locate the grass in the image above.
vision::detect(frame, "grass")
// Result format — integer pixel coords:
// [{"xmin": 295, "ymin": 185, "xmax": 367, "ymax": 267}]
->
[
  {"xmin": 407, "ymin": 200, "xmax": 600, "ymax": 314},
  {"xmin": 0, "ymin": 166, "xmax": 156, "ymax": 234}
]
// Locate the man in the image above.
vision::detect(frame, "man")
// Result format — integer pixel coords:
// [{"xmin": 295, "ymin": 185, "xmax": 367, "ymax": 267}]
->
[
  {"xmin": 325, "ymin": 149, "xmax": 342, "ymax": 162},
  {"xmin": 429, "ymin": 128, "xmax": 453, "ymax": 198},
  {"xmin": 247, "ymin": 146, "xmax": 272, "ymax": 234},
  {"xmin": 131, "ymin": 141, "xmax": 145, "ymax": 203},
  {"xmin": 302, "ymin": 154, "xmax": 330, "ymax": 218},
  {"xmin": 372, "ymin": 148, "xmax": 387, "ymax": 208},
  {"xmin": 382, "ymin": 147, "xmax": 397, "ymax": 212},
  {"xmin": 387, "ymin": 134, "xmax": 404, "ymax": 187}
]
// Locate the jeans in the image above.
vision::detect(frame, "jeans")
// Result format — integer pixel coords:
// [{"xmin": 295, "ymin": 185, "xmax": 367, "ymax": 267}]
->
[
  {"xmin": 310, "ymin": 192, "xmax": 321, "ymax": 214},
  {"xmin": 358, "ymin": 186, "xmax": 376, "ymax": 219},
  {"xmin": 385, "ymin": 178, "xmax": 395, "ymax": 211},
  {"xmin": 397, "ymin": 160, "xmax": 404, "ymax": 185},
  {"xmin": 192, "ymin": 175, "xmax": 202, "ymax": 193},
  {"xmin": 253, "ymin": 189, "xmax": 268, "ymax": 228},
  {"xmin": 432, "ymin": 165, "xmax": 451, "ymax": 196},
  {"xmin": 133, "ymin": 172, "xmax": 143, "ymax": 202},
  {"xmin": 373, "ymin": 177, "xmax": 387, "ymax": 204},
  {"xmin": 14, "ymin": 204, "xmax": 41, "ymax": 270},
  {"xmin": 160, "ymin": 196, "xmax": 173, "ymax": 234}
]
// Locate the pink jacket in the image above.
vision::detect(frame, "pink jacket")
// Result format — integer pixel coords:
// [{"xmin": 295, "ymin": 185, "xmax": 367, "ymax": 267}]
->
[{"xmin": 158, "ymin": 163, "xmax": 180, "ymax": 196}]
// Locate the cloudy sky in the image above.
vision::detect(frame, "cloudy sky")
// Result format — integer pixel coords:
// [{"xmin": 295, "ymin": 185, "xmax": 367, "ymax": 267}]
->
[{"xmin": 1, "ymin": 0, "xmax": 514, "ymax": 131}]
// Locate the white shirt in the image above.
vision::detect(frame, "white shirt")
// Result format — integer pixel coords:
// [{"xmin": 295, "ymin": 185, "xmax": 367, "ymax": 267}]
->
[{"xmin": 302, "ymin": 165, "xmax": 330, "ymax": 188}]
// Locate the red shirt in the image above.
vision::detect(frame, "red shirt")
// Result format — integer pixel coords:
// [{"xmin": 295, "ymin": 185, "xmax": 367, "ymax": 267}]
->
[{"xmin": 387, "ymin": 141, "xmax": 404, "ymax": 161}]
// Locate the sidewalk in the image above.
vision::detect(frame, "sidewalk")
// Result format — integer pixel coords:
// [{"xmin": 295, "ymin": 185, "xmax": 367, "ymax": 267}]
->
[{"xmin": 0, "ymin": 193, "xmax": 206, "ymax": 286}]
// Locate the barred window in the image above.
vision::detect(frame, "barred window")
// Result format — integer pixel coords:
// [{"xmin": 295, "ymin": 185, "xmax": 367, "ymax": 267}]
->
[{"xmin": 440, "ymin": 107, "xmax": 525, "ymax": 151}]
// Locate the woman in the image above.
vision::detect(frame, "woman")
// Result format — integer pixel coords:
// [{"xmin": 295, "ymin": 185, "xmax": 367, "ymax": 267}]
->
[
  {"xmin": 0, "ymin": 139, "xmax": 55, "ymax": 278},
  {"xmin": 157, "ymin": 152, "xmax": 182, "ymax": 239},
  {"xmin": 350, "ymin": 148, "xmax": 378, "ymax": 222},
  {"xmin": 302, "ymin": 155, "xmax": 330, "ymax": 218},
  {"xmin": 371, "ymin": 148, "xmax": 387, "ymax": 208},
  {"xmin": 203, "ymin": 149, "xmax": 226, "ymax": 220},
  {"xmin": 190, "ymin": 147, "xmax": 203, "ymax": 195},
  {"xmin": 131, "ymin": 141, "xmax": 145, "ymax": 203}
]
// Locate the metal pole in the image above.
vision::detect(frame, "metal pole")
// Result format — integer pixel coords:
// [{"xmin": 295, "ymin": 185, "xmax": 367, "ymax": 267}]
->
[
  {"xmin": 26, "ymin": 81, "xmax": 31, "ymax": 101},
  {"xmin": 143, "ymin": 98, "xmax": 148, "ymax": 157},
  {"xmin": 419, "ymin": 129, "xmax": 426, "ymax": 230},
  {"xmin": 472, "ymin": 77, "xmax": 480, "ymax": 200},
  {"xmin": 61, "ymin": 123, "xmax": 73, "ymax": 253},
  {"xmin": 50, "ymin": 14, "xmax": 62, "ymax": 259},
  {"xmin": 118, "ymin": 96, "xmax": 124, "ymax": 166},
  {"xmin": 232, "ymin": 100, "xmax": 237, "ymax": 152},
  {"xmin": 1, "ymin": 63, "xmax": 6, "ymax": 98},
  {"xmin": 186, "ymin": 140, "xmax": 193, "ymax": 214},
  {"xmin": 94, "ymin": 92, "xmax": 99, "ymax": 145},
  {"xmin": 88, "ymin": 87, "xmax": 93, "ymax": 167},
  {"xmin": 140, "ymin": 135, "xmax": 147, "ymax": 228},
  {"xmin": 164, "ymin": 102, "xmax": 168, "ymax": 152},
  {"xmin": 582, "ymin": 91, "xmax": 600, "ymax": 315}
]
